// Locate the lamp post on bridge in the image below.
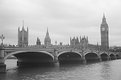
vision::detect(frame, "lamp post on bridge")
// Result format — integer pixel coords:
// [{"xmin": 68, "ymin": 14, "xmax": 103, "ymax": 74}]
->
[
  {"xmin": 0, "ymin": 34, "xmax": 6, "ymax": 73},
  {"xmin": 0, "ymin": 34, "xmax": 5, "ymax": 57},
  {"xmin": 0, "ymin": 34, "xmax": 5, "ymax": 47}
]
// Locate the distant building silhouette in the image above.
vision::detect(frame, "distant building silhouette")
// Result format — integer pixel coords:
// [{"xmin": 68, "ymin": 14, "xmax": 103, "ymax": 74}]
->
[
  {"xmin": 44, "ymin": 28, "xmax": 51, "ymax": 47},
  {"xmin": 18, "ymin": 23, "xmax": 28, "ymax": 47},
  {"xmin": 70, "ymin": 36, "xmax": 88, "ymax": 49},
  {"xmin": 100, "ymin": 14, "xmax": 109, "ymax": 50},
  {"xmin": 36, "ymin": 37, "xmax": 41, "ymax": 45}
]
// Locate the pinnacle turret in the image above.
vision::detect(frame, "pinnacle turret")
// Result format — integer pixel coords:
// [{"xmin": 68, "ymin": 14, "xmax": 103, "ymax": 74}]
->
[
  {"xmin": 18, "ymin": 22, "xmax": 28, "ymax": 47},
  {"xmin": 44, "ymin": 28, "xmax": 51, "ymax": 46},
  {"xmin": 102, "ymin": 13, "xmax": 107, "ymax": 24},
  {"xmin": 46, "ymin": 28, "xmax": 49, "ymax": 37},
  {"xmin": 36, "ymin": 37, "xmax": 41, "ymax": 45}
]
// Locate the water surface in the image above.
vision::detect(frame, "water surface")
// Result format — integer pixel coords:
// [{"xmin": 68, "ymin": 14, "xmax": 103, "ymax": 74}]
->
[{"xmin": 0, "ymin": 59, "xmax": 121, "ymax": 80}]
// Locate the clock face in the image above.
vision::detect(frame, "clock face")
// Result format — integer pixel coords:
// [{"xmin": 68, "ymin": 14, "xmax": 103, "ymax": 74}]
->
[{"xmin": 101, "ymin": 27, "xmax": 105, "ymax": 31}]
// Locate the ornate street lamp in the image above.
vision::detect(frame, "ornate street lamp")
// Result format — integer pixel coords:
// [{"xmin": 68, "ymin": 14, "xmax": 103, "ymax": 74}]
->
[{"xmin": 0, "ymin": 34, "xmax": 5, "ymax": 46}]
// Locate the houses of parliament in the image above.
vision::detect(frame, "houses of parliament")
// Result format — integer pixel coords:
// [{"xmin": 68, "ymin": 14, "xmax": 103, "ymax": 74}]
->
[
  {"xmin": 18, "ymin": 26, "xmax": 51, "ymax": 47},
  {"xmin": 18, "ymin": 14, "xmax": 109, "ymax": 50}
]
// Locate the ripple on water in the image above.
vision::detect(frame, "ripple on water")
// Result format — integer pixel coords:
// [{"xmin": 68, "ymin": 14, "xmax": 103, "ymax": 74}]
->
[{"xmin": 3, "ymin": 59, "xmax": 121, "ymax": 80}]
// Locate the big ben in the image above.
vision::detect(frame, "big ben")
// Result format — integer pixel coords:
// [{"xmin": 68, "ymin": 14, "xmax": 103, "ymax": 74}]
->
[{"xmin": 100, "ymin": 14, "xmax": 109, "ymax": 50}]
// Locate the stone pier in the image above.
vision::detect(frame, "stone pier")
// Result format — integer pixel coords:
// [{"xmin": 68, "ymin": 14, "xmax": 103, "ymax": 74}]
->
[
  {"xmin": 53, "ymin": 49, "xmax": 58, "ymax": 63},
  {"xmin": 0, "ymin": 46, "xmax": 6, "ymax": 73},
  {"xmin": 82, "ymin": 53, "xmax": 86, "ymax": 64}
]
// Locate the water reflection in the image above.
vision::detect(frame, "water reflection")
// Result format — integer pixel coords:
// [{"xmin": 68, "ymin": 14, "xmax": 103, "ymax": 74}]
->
[
  {"xmin": 0, "ymin": 59, "xmax": 121, "ymax": 80},
  {"xmin": 100, "ymin": 61, "xmax": 112, "ymax": 80}
]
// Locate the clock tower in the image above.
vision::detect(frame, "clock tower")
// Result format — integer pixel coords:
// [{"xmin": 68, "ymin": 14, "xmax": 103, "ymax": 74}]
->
[{"xmin": 100, "ymin": 14, "xmax": 109, "ymax": 50}]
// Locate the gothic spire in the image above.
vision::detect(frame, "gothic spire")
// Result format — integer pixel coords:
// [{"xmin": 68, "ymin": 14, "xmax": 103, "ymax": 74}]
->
[
  {"xmin": 102, "ymin": 13, "xmax": 107, "ymax": 24},
  {"xmin": 103, "ymin": 13, "xmax": 105, "ymax": 18},
  {"xmin": 46, "ymin": 27, "xmax": 49, "ymax": 37},
  {"xmin": 47, "ymin": 27, "xmax": 49, "ymax": 35},
  {"xmin": 44, "ymin": 27, "xmax": 51, "ymax": 46},
  {"xmin": 22, "ymin": 20, "xmax": 25, "ymax": 30}
]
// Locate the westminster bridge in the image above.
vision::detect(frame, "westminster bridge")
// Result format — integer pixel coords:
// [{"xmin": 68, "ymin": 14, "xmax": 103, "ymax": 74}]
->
[{"xmin": 0, "ymin": 45, "xmax": 121, "ymax": 72}]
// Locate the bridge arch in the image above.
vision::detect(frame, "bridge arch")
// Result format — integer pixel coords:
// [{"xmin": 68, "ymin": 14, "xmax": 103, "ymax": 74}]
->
[
  {"xmin": 100, "ymin": 53, "xmax": 109, "ymax": 61},
  {"xmin": 4, "ymin": 51, "xmax": 54, "ymax": 66},
  {"xmin": 85, "ymin": 52, "xmax": 99, "ymax": 63},
  {"xmin": 109, "ymin": 54, "xmax": 116, "ymax": 60},
  {"xmin": 57, "ymin": 51, "xmax": 82, "ymax": 64},
  {"xmin": 116, "ymin": 54, "xmax": 120, "ymax": 59}
]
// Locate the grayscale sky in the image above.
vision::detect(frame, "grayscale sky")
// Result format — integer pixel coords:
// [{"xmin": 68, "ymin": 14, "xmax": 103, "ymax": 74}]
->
[{"xmin": 0, "ymin": 0, "xmax": 121, "ymax": 46}]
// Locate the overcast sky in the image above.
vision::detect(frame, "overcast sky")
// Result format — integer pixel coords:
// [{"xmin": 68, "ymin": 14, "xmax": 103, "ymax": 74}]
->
[{"xmin": 0, "ymin": 0, "xmax": 121, "ymax": 46}]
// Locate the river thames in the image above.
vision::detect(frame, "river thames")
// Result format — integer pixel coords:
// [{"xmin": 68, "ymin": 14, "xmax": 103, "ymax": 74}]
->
[{"xmin": 0, "ymin": 59, "xmax": 121, "ymax": 80}]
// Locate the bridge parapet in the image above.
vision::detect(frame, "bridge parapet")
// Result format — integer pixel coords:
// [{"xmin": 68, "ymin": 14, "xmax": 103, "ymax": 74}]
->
[{"xmin": 5, "ymin": 47, "xmax": 54, "ymax": 53}]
